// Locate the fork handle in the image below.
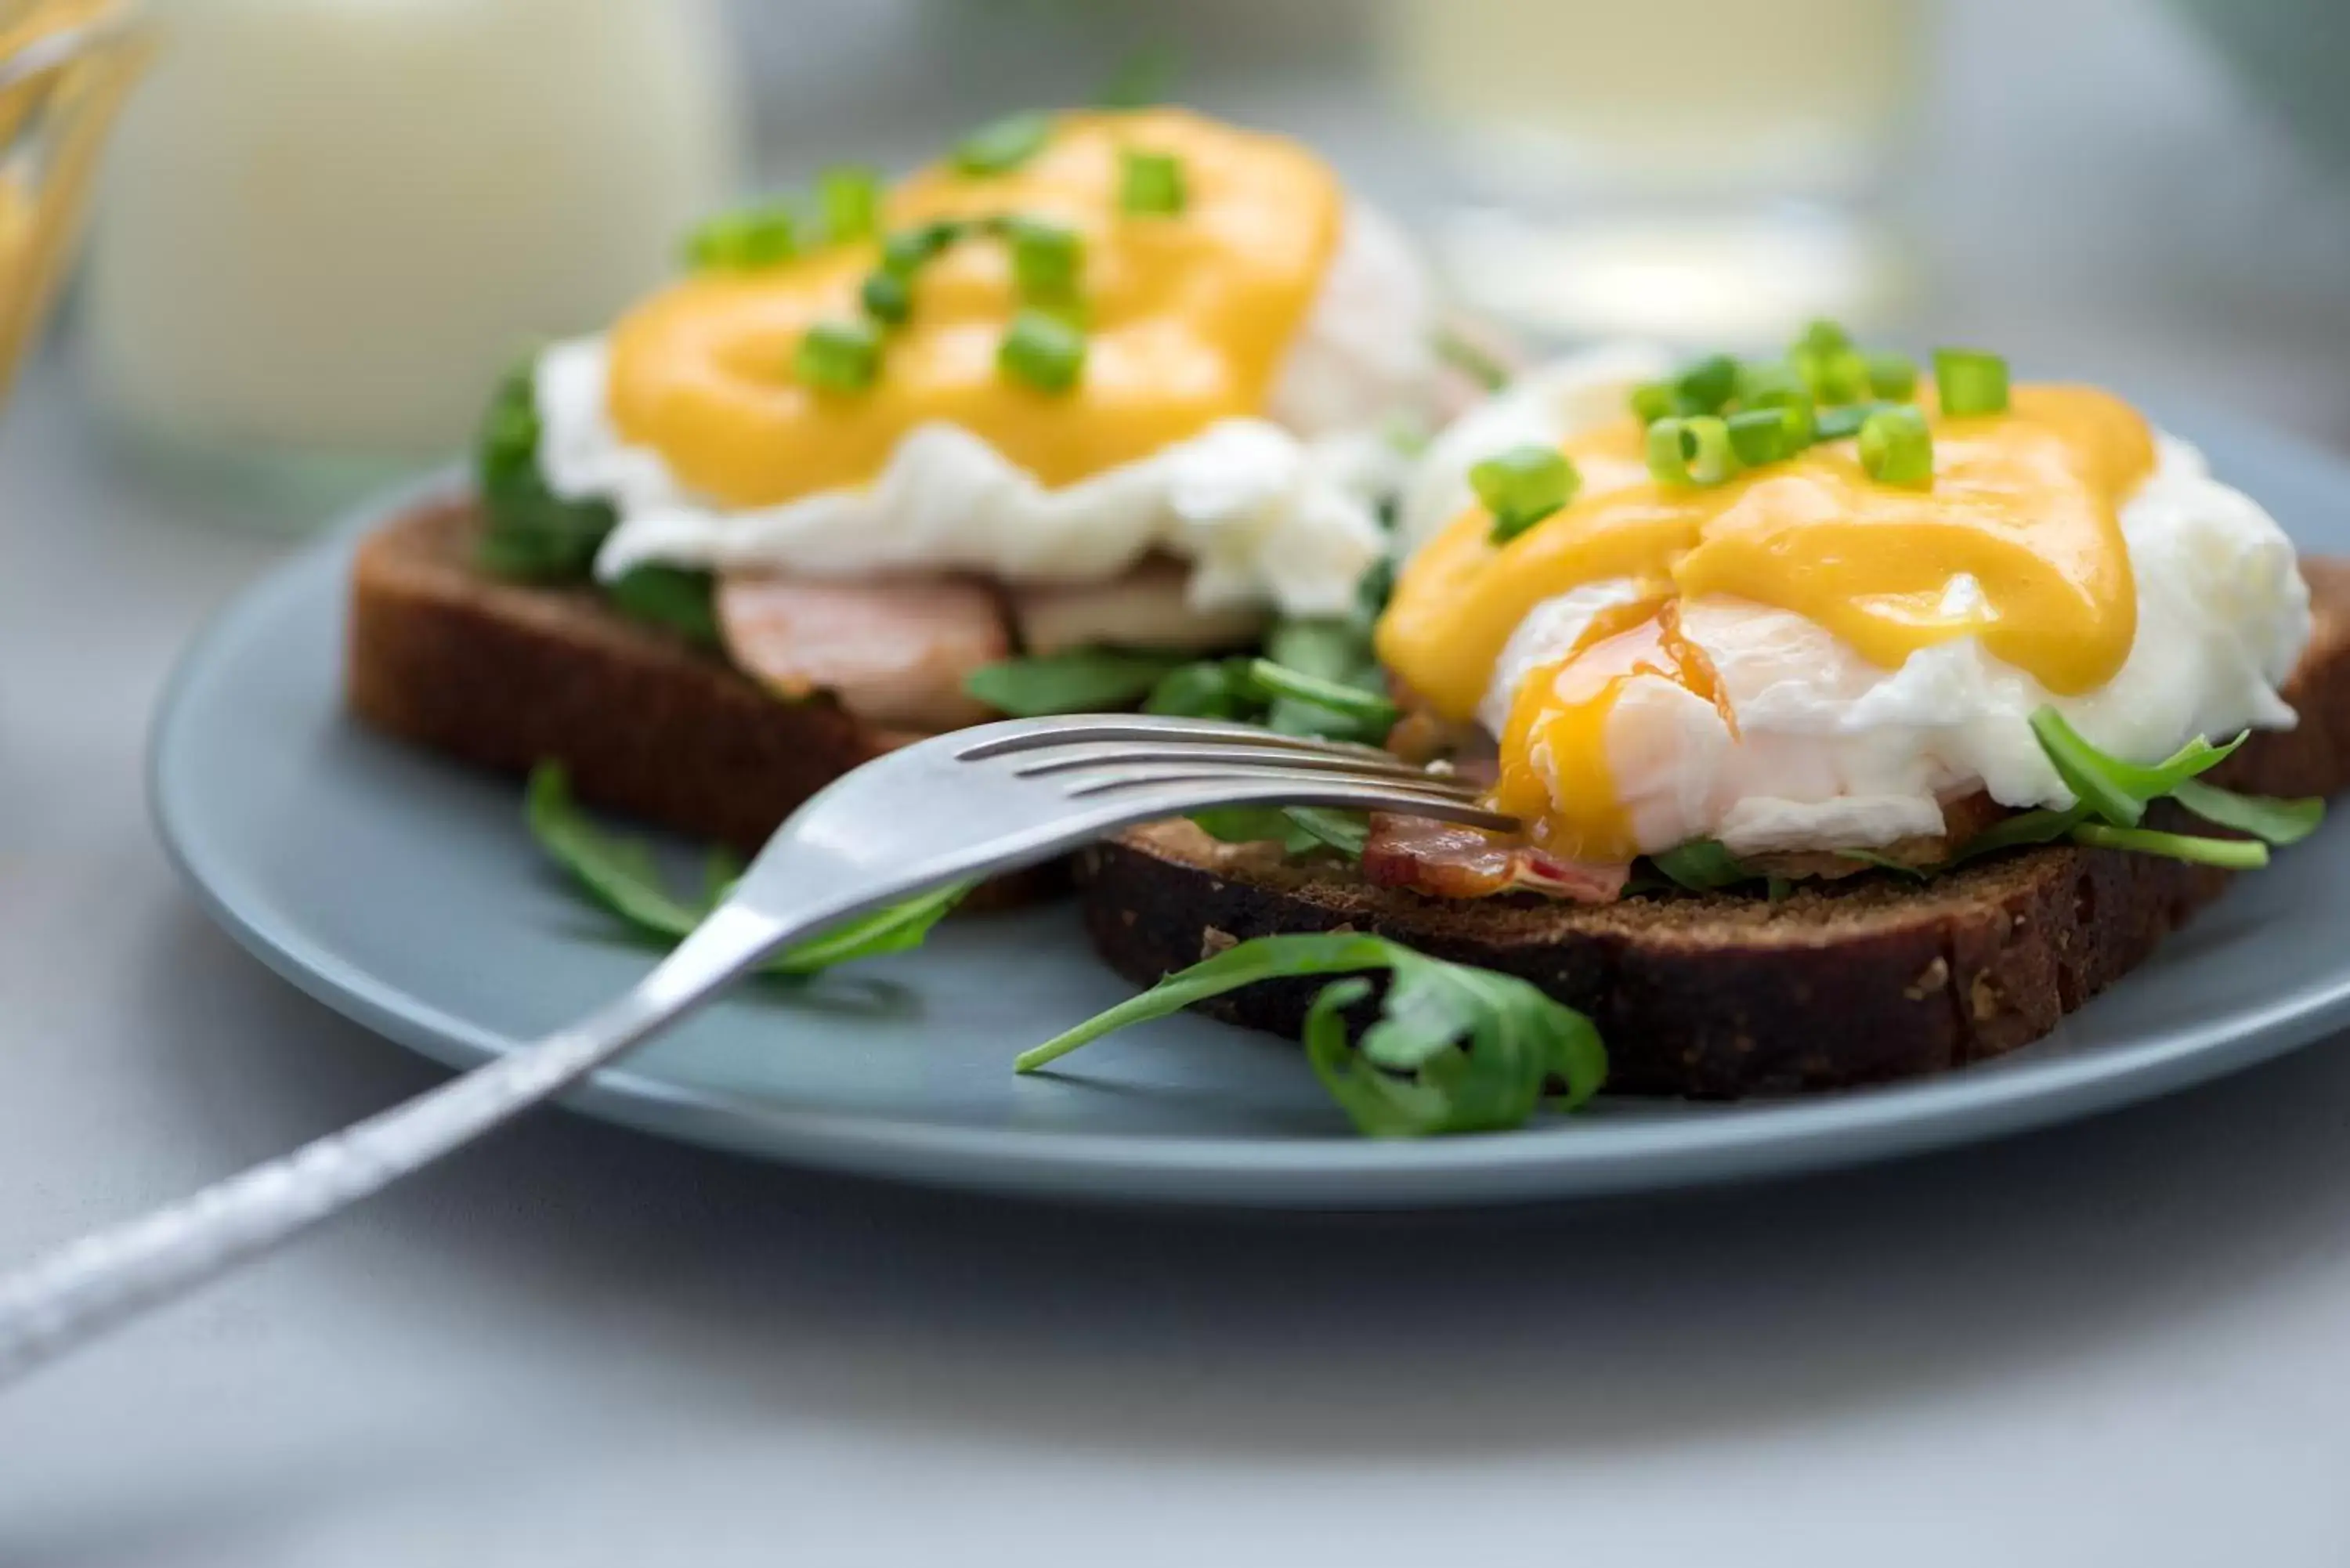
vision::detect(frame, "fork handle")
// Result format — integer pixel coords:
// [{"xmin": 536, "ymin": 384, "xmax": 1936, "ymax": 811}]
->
[{"xmin": 0, "ymin": 902, "xmax": 797, "ymax": 1385}]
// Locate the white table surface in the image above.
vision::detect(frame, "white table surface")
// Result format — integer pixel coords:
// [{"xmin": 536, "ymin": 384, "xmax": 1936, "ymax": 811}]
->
[{"xmin": 3, "ymin": 355, "xmax": 2350, "ymax": 1566}]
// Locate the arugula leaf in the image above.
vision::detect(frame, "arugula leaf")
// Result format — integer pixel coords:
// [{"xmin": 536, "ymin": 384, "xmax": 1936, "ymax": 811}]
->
[
  {"xmin": 1954, "ymin": 806, "xmax": 2088, "ymax": 862},
  {"xmin": 2027, "ymin": 707, "xmax": 2242, "ymax": 826},
  {"xmin": 1191, "ymin": 804, "xmax": 1369, "ymax": 860},
  {"xmin": 1144, "ymin": 656, "xmax": 1259, "ymax": 721},
  {"xmin": 2170, "ymin": 778, "xmax": 2325, "ymax": 846},
  {"xmin": 2071, "ymin": 823, "xmax": 2270, "ymax": 869},
  {"xmin": 524, "ymin": 764, "xmax": 967, "ymax": 975},
  {"xmin": 1835, "ymin": 848, "xmax": 1928, "ymax": 880},
  {"xmin": 1647, "ymin": 839, "xmax": 1755, "ymax": 891},
  {"xmin": 964, "ymin": 648, "xmax": 1196, "ymax": 717},
  {"xmin": 606, "ymin": 564, "xmax": 719, "ymax": 649},
  {"xmin": 1263, "ymin": 618, "xmax": 1386, "ymax": 738},
  {"xmin": 475, "ymin": 360, "xmax": 617, "ymax": 583},
  {"xmin": 1246, "ymin": 659, "xmax": 1398, "ymax": 739},
  {"xmin": 1016, "ymin": 932, "xmax": 1606, "ymax": 1137}
]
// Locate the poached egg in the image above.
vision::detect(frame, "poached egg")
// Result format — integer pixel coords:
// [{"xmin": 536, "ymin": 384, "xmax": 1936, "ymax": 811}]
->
[
  {"xmin": 533, "ymin": 108, "xmax": 1437, "ymax": 621},
  {"xmin": 1380, "ymin": 349, "xmax": 2312, "ymax": 862}
]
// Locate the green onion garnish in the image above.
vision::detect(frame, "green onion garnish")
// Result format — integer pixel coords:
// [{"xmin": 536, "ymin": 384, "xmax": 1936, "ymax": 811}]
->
[
  {"xmin": 683, "ymin": 204, "xmax": 799, "ymax": 270},
  {"xmin": 1798, "ymin": 318, "xmax": 1854, "ymax": 356},
  {"xmin": 1672, "ymin": 352, "xmax": 1740, "ymax": 414},
  {"xmin": 1629, "ymin": 381, "xmax": 1680, "ymax": 425},
  {"xmin": 2071, "ymin": 823, "xmax": 2269, "ymax": 870},
  {"xmin": 859, "ymin": 269, "xmax": 912, "ymax": 327},
  {"xmin": 954, "ymin": 111, "xmax": 1054, "ymax": 175},
  {"xmin": 1470, "ymin": 444, "xmax": 1579, "ymax": 544},
  {"xmin": 1727, "ymin": 406, "xmax": 1805, "ymax": 467},
  {"xmin": 1813, "ymin": 399, "xmax": 1898, "ymax": 441},
  {"xmin": 1935, "ymin": 348, "xmax": 2010, "ymax": 415},
  {"xmin": 1734, "ymin": 361, "xmax": 1817, "ymax": 442},
  {"xmin": 1796, "ymin": 345, "xmax": 1872, "ymax": 404},
  {"xmin": 1647, "ymin": 415, "xmax": 1741, "ymax": 486},
  {"xmin": 998, "ymin": 308, "xmax": 1086, "ymax": 392},
  {"xmin": 1858, "ymin": 404, "xmax": 1933, "ymax": 487},
  {"xmin": 795, "ymin": 319, "xmax": 882, "ymax": 392},
  {"xmin": 1120, "ymin": 147, "xmax": 1188, "ymax": 215},
  {"xmin": 818, "ymin": 166, "xmax": 881, "ymax": 243},
  {"xmin": 1004, "ymin": 217, "xmax": 1083, "ymax": 305},
  {"xmin": 880, "ymin": 219, "xmax": 964, "ymax": 278},
  {"xmin": 1866, "ymin": 351, "xmax": 1918, "ymax": 400}
]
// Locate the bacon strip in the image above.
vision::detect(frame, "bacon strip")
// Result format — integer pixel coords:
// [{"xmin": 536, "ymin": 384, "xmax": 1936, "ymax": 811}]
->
[
  {"xmin": 1362, "ymin": 813, "xmax": 1630, "ymax": 903},
  {"xmin": 718, "ymin": 573, "xmax": 1010, "ymax": 732}
]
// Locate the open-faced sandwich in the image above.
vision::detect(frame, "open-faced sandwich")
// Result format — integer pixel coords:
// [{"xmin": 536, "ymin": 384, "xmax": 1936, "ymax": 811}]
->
[
  {"xmin": 347, "ymin": 103, "xmax": 1466, "ymax": 852},
  {"xmin": 1058, "ymin": 330, "xmax": 2350, "ymax": 1103}
]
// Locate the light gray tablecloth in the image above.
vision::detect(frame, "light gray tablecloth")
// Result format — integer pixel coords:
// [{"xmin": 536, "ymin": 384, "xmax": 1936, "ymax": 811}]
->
[{"xmin": 2, "ymin": 357, "xmax": 2349, "ymax": 1566}]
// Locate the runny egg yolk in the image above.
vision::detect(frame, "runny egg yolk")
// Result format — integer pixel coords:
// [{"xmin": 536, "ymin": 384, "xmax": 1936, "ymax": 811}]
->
[
  {"xmin": 1378, "ymin": 385, "xmax": 2157, "ymax": 862},
  {"xmin": 602, "ymin": 108, "xmax": 1344, "ymax": 508}
]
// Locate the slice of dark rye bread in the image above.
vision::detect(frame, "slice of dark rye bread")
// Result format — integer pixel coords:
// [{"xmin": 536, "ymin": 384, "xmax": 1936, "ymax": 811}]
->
[
  {"xmin": 344, "ymin": 500, "xmax": 1066, "ymax": 902},
  {"xmin": 1079, "ymin": 558, "xmax": 2350, "ymax": 1099}
]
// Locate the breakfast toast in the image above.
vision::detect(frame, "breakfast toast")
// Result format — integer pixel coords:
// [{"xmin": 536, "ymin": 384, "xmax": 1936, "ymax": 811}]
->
[{"xmin": 1074, "ymin": 559, "xmax": 2350, "ymax": 1097}]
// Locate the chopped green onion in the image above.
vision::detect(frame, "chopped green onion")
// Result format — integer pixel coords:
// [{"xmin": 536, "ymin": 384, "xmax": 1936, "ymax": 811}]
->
[
  {"xmin": 1727, "ymin": 406, "xmax": 1806, "ymax": 466},
  {"xmin": 953, "ymin": 110, "xmax": 1054, "ymax": 175},
  {"xmin": 683, "ymin": 204, "xmax": 799, "ymax": 269},
  {"xmin": 1735, "ymin": 362, "xmax": 1817, "ymax": 442},
  {"xmin": 1797, "ymin": 318, "xmax": 1854, "ymax": 356},
  {"xmin": 859, "ymin": 269, "xmax": 912, "ymax": 326},
  {"xmin": 2071, "ymin": 823, "xmax": 2270, "ymax": 869},
  {"xmin": 1434, "ymin": 326, "xmax": 1512, "ymax": 392},
  {"xmin": 795, "ymin": 319, "xmax": 881, "ymax": 392},
  {"xmin": 1796, "ymin": 345, "xmax": 1872, "ymax": 404},
  {"xmin": 1935, "ymin": 348, "xmax": 2010, "ymax": 415},
  {"xmin": 1119, "ymin": 147, "xmax": 1188, "ymax": 215},
  {"xmin": 1629, "ymin": 381, "xmax": 1679, "ymax": 425},
  {"xmin": 818, "ymin": 165, "xmax": 881, "ymax": 243},
  {"xmin": 997, "ymin": 308, "xmax": 1086, "ymax": 392},
  {"xmin": 1003, "ymin": 217, "xmax": 1083, "ymax": 305},
  {"xmin": 1646, "ymin": 415, "xmax": 1741, "ymax": 486},
  {"xmin": 1470, "ymin": 444, "xmax": 1579, "ymax": 544},
  {"xmin": 880, "ymin": 219, "xmax": 964, "ymax": 277},
  {"xmin": 1672, "ymin": 352, "xmax": 1740, "ymax": 414},
  {"xmin": 1859, "ymin": 405, "xmax": 1933, "ymax": 487},
  {"xmin": 1813, "ymin": 399, "xmax": 1899, "ymax": 441},
  {"xmin": 1866, "ymin": 351, "xmax": 1918, "ymax": 400}
]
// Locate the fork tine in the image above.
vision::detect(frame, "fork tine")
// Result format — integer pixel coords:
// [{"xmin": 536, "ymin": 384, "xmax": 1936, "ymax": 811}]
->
[
  {"xmin": 1061, "ymin": 764, "xmax": 1485, "ymax": 804},
  {"xmin": 1090, "ymin": 779, "xmax": 1519, "ymax": 833},
  {"xmin": 955, "ymin": 714, "xmax": 1393, "ymax": 762},
  {"xmin": 1009, "ymin": 743, "xmax": 1444, "ymax": 782}
]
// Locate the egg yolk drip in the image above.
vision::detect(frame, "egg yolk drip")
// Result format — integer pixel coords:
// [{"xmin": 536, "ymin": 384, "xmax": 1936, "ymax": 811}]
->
[
  {"xmin": 1379, "ymin": 385, "xmax": 2157, "ymax": 861},
  {"xmin": 602, "ymin": 108, "xmax": 1344, "ymax": 508}
]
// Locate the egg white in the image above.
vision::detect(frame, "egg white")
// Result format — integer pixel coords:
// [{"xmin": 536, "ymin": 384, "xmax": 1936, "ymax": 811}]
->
[
  {"xmin": 1405, "ymin": 352, "xmax": 2314, "ymax": 858},
  {"xmin": 533, "ymin": 202, "xmax": 1437, "ymax": 620}
]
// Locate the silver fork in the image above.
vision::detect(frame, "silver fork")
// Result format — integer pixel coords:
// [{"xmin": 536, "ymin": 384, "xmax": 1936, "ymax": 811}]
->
[{"xmin": 0, "ymin": 715, "xmax": 1511, "ymax": 1384}]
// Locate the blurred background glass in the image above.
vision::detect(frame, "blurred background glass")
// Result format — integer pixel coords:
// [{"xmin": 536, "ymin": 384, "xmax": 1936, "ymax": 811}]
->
[{"xmin": 27, "ymin": 0, "xmax": 2350, "ymax": 522}]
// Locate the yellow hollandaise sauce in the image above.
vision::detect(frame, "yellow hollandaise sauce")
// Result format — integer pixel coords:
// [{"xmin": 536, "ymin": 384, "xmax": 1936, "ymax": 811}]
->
[
  {"xmin": 1380, "ymin": 385, "xmax": 2157, "ymax": 862},
  {"xmin": 602, "ymin": 108, "xmax": 1343, "ymax": 508}
]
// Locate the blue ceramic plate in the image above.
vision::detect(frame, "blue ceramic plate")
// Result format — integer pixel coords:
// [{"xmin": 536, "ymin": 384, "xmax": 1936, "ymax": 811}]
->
[{"xmin": 151, "ymin": 407, "xmax": 2350, "ymax": 1209}]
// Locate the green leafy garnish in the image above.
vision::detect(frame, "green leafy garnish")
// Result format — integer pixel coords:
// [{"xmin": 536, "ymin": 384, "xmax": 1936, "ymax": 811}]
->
[
  {"xmin": 1144, "ymin": 656, "xmax": 1259, "ymax": 721},
  {"xmin": 682, "ymin": 201, "xmax": 803, "ymax": 270},
  {"xmin": 1953, "ymin": 806, "xmax": 2088, "ymax": 862},
  {"xmin": 954, "ymin": 111, "xmax": 1054, "ymax": 175},
  {"xmin": 2027, "ymin": 707, "xmax": 2242, "ymax": 826},
  {"xmin": 606, "ymin": 564, "xmax": 718, "ymax": 649},
  {"xmin": 964, "ymin": 648, "xmax": 1197, "ymax": 717},
  {"xmin": 1247, "ymin": 659, "xmax": 1397, "ymax": 735},
  {"xmin": 1262, "ymin": 617, "xmax": 1386, "ymax": 737},
  {"xmin": 1015, "ymin": 933, "xmax": 1606, "ymax": 1138},
  {"xmin": 1836, "ymin": 848, "xmax": 1928, "ymax": 880},
  {"xmin": 1191, "ymin": 804, "xmax": 1368, "ymax": 861},
  {"xmin": 1647, "ymin": 839, "xmax": 1754, "ymax": 891},
  {"xmin": 2070, "ymin": 824, "xmax": 2269, "ymax": 869},
  {"xmin": 524, "ymin": 764, "xmax": 967, "ymax": 977},
  {"xmin": 2170, "ymin": 778, "xmax": 2325, "ymax": 845},
  {"xmin": 475, "ymin": 359, "xmax": 616, "ymax": 583}
]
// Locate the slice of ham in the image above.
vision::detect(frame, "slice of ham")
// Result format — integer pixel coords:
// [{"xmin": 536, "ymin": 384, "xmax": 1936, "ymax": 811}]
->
[
  {"xmin": 1362, "ymin": 813, "xmax": 1630, "ymax": 903},
  {"xmin": 717, "ymin": 572, "xmax": 1010, "ymax": 732},
  {"xmin": 1007, "ymin": 557, "xmax": 1267, "ymax": 657}
]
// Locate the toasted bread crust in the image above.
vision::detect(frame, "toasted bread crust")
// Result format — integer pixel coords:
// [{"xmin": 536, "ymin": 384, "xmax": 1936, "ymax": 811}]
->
[{"xmin": 1078, "ymin": 560, "xmax": 2350, "ymax": 1097}]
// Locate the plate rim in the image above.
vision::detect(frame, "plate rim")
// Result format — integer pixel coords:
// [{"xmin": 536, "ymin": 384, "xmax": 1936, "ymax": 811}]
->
[{"xmin": 146, "ymin": 459, "xmax": 2350, "ymax": 1208}]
